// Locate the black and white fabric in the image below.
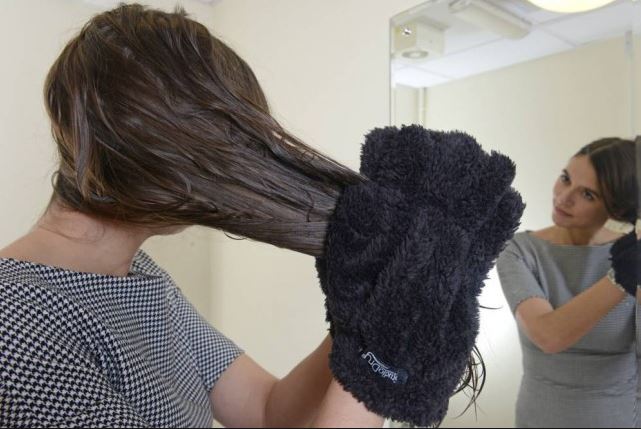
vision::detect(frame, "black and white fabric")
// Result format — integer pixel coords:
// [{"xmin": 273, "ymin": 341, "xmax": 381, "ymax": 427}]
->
[{"xmin": 0, "ymin": 250, "xmax": 243, "ymax": 428}]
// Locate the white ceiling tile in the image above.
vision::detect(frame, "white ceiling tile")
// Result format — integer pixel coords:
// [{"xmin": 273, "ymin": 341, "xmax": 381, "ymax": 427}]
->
[
  {"xmin": 393, "ymin": 67, "xmax": 452, "ymax": 88},
  {"xmin": 444, "ymin": 25, "xmax": 503, "ymax": 53},
  {"xmin": 417, "ymin": 29, "xmax": 573, "ymax": 80},
  {"xmin": 539, "ymin": 1, "xmax": 638, "ymax": 44}
]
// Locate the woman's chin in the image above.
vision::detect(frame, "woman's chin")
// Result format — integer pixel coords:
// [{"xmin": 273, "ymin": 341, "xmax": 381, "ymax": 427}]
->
[{"xmin": 552, "ymin": 212, "xmax": 572, "ymax": 228}]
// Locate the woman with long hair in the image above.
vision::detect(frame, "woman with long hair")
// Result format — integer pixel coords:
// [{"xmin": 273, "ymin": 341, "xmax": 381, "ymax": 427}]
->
[{"xmin": 497, "ymin": 137, "xmax": 640, "ymax": 428}]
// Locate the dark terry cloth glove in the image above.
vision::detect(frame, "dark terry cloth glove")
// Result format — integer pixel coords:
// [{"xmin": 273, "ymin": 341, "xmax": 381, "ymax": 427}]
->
[
  {"xmin": 316, "ymin": 125, "xmax": 525, "ymax": 427},
  {"xmin": 610, "ymin": 230, "xmax": 640, "ymax": 296}
]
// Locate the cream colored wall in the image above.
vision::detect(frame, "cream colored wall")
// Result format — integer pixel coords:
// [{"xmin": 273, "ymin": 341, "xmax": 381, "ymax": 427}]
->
[
  {"xmin": 414, "ymin": 35, "xmax": 636, "ymax": 428},
  {"xmin": 0, "ymin": 0, "xmax": 223, "ymax": 317}
]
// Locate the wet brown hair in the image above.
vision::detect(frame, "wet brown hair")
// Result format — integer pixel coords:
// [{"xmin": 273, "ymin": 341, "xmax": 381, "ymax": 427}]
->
[
  {"xmin": 574, "ymin": 137, "xmax": 638, "ymax": 224},
  {"xmin": 45, "ymin": 3, "xmax": 364, "ymax": 257},
  {"xmin": 43, "ymin": 4, "xmax": 485, "ymax": 419}
]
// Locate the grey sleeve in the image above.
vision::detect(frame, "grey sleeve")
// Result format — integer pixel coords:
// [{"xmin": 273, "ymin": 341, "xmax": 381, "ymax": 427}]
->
[
  {"xmin": 169, "ymin": 287, "xmax": 244, "ymax": 391},
  {"xmin": 497, "ymin": 239, "xmax": 548, "ymax": 314}
]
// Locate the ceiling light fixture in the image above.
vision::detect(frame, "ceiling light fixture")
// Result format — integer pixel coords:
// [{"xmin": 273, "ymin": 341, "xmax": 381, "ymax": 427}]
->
[{"xmin": 393, "ymin": 21, "xmax": 445, "ymax": 60}]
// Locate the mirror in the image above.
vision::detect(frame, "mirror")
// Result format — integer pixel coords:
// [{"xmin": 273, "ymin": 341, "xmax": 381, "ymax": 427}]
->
[{"xmin": 390, "ymin": 0, "xmax": 640, "ymax": 427}]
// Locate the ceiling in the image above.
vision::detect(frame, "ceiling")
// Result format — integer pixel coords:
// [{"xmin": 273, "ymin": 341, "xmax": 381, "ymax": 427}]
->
[{"xmin": 392, "ymin": 0, "xmax": 641, "ymax": 88}]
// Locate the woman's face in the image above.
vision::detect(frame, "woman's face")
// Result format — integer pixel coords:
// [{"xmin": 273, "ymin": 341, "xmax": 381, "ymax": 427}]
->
[{"xmin": 552, "ymin": 155, "xmax": 610, "ymax": 229}]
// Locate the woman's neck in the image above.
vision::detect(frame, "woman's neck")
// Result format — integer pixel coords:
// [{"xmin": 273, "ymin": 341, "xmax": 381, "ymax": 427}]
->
[
  {"xmin": 0, "ymin": 202, "xmax": 150, "ymax": 277},
  {"xmin": 565, "ymin": 227, "xmax": 600, "ymax": 246}
]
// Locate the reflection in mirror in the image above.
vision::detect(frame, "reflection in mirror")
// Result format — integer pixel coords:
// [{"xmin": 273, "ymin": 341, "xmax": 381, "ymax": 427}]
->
[{"xmin": 390, "ymin": 0, "xmax": 640, "ymax": 427}]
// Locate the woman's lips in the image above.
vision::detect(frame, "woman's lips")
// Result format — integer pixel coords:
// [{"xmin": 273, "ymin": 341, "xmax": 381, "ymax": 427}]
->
[{"xmin": 554, "ymin": 206, "xmax": 572, "ymax": 217}]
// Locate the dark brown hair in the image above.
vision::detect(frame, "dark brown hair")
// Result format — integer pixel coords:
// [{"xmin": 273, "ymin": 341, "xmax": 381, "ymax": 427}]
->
[
  {"xmin": 45, "ymin": 3, "xmax": 364, "ymax": 257},
  {"xmin": 574, "ymin": 137, "xmax": 638, "ymax": 224}
]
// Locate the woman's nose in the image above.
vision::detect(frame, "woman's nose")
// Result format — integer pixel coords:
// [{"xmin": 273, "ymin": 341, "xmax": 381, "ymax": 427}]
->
[{"xmin": 556, "ymin": 189, "xmax": 574, "ymax": 207}]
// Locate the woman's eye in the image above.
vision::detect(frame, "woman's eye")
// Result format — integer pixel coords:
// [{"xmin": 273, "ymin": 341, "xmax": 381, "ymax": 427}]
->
[
  {"xmin": 560, "ymin": 174, "xmax": 569, "ymax": 183},
  {"xmin": 583, "ymin": 191, "xmax": 594, "ymax": 201}
]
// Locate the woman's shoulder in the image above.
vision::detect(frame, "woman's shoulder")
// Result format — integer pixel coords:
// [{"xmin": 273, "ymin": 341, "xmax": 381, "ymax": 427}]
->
[
  {"xmin": 0, "ymin": 249, "xmax": 172, "ymax": 318},
  {"xmin": 504, "ymin": 229, "xmax": 538, "ymax": 251},
  {"xmin": 512, "ymin": 226, "xmax": 577, "ymax": 249},
  {"xmin": 497, "ymin": 230, "xmax": 545, "ymax": 269},
  {"xmin": 0, "ymin": 252, "xmax": 173, "ymax": 357},
  {"xmin": 528, "ymin": 226, "xmax": 556, "ymax": 242},
  {"xmin": 0, "ymin": 256, "xmax": 53, "ymax": 292},
  {"xmin": 0, "ymin": 261, "xmax": 101, "ymax": 357},
  {"xmin": 130, "ymin": 249, "xmax": 172, "ymax": 279}
]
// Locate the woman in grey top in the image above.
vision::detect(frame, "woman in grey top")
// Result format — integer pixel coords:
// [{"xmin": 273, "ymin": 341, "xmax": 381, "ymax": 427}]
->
[{"xmin": 497, "ymin": 137, "xmax": 639, "ymax": 428}]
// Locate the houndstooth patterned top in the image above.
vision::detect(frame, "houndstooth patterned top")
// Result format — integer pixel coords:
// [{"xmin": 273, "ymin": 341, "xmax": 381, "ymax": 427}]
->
[{"xmin": 0, "ymin": 250, "xmax": 243, "ymax": 428}]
